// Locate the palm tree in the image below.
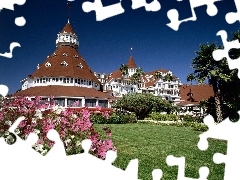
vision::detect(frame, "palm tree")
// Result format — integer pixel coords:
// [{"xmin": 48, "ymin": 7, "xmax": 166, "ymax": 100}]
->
[
  {"xmin": 119, "ymin": 64, "xmax": 128, "ymax": 77},
  {"xmin": 186, "ymin": 73, "xmax": 195, "ymax": 102},
  {"xmin": 163, "ymin": 73, "xmax": 173, "ymax": 82},
  {"xmin": 189, "ymin": 43, "xmax": 232, "ymax": 123},
  {"xmin": 153, "ymin": 71, "xmax": 162, "ymax": 79},
  {"xmin": 131, "ymin": 67, "xmax": 144, "ymax": 86}
]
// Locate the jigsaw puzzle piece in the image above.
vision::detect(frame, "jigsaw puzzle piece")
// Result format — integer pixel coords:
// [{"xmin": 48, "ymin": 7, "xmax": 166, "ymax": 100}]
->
[
  {"xmin": 212, "ymin": 30, "xmax": 240, "ymax": 78},
  {"xmin": 152, "ymin": 169, "xmax": 163, "ymax": 180},
  {"xmin": 225, "ymin": 0, "xmax": 240, "ymax": 24},
  {"xmin": 0, "ymin": 116, "xmax": 45, "ymax": 179},
  {"xmin": 63, "ymin": 139, "xmax": 139, "ymax": 180},
  {"xmin": 0, "ymin": 0, "xmax": 26, "ymax": 11},
  {"xmin": 0, "ymin": 84, "xmax": 9, "ymax": 97},
  {"xmin": 82, "ymin": 0, "xmax": 125, "ymax": 21},
  {"xmin": 166, "ymin": 155, "xmax": 209, "ymax": 180},
  {"xmin": 167, "ymin": 0, "xmax": 222, "ymax": 31},
  {"xmin": 0, "ymin": 42, "xmax": 21, "ymax": 58},
  {"xmin": 131, "ymin": 0, "xmax": 161, "ymax": 12},
  {"xmin": 198, "ymin": 111, "xmax": 240, "ymax": 179}
]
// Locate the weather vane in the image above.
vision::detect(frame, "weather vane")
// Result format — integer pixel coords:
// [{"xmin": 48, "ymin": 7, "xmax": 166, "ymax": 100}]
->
[{"xmin": 130, "ymin": 47, "xmax": 133, "ymax": 56}]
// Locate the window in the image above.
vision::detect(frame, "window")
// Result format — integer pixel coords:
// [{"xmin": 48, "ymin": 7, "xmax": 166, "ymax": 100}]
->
[
  {"xmin": 63, "ymin": 53, "xmax": 68, "ymax": 56},
  {"xmin": 45, "ymin": 62, "xmax": 51, "ymax": 67},
  {"xmin": 67, "ymin": 99, "xmax": 82, "ymax": 107},
  {"xmin": 89, "ymin": 81, "xmax": 92, "ymax": 85},
  {"xmin": 40, "ymin": 98, "xmax": 48, "ymax": 105},
  {"xmin": 53, "ymin": 98, "xmax": 65, "ymax": 107},
  {"xmin": 61, "ymin": 61, "xmax": 68, "ymax": 66},
  {"xmin": 77, "ymin": 63, "xmax": 83, "ymax": 68},
  {"xmin": 37, "ymin": 79, "xmax": 39, "ymax": 83},
  {"xmin": 85, "ymin": 99, "xmax": 96, "ymax": 107},
  {"xmin": 70, "ymin": 78, "xmax": 73, "ymax": 83},
  {"xmin": 98, "ymin": 100, "xmax": 108, "ymax": 108}
]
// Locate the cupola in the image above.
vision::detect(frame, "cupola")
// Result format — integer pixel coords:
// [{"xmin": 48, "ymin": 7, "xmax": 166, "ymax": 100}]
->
[{"xmin": 56, "ymin": 20, "xmax": 79, "ymax": 49}]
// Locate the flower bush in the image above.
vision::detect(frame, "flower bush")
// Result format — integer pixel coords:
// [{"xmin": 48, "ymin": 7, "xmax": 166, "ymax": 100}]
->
[{"xmin": 0, "ymin": 96, "xmax": 116, "ymax": 159}]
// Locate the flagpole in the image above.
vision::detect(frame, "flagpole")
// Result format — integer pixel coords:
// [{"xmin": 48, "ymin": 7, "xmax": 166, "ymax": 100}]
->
[{"xmin": 67, "ymin": 2, "xmax": 71, "ymax": 23}]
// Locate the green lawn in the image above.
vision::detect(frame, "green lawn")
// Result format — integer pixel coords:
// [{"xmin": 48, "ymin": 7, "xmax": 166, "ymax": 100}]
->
[{"xmin": 94, "ymin": 124, "xmax": 227, "ymax": 180}]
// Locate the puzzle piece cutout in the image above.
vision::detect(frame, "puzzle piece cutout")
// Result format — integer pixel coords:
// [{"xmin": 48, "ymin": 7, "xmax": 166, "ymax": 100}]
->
[
  {"xmin": 166, "ymin": 155, "xmax": 209, "ymax": 180},
  {"xmin": 0, "ymin": 117, "xmax": 164, "ymax": 180},
  {"xmin": 0, "ymin": 0, "xmax": 26, "ymax": 58},
  {"xmin": 198, "ymin": 112, "xmax": 240, "ymax": 180},
  {"xmin": 212, "ymin": 30, "xmax": 240, "ymax": 79},
  {"xmin": 82, "ymin": 0, "xmax": 125, "ymax": 21},
  {"xmin": 0, "ymin": 84, "xmax": 9, "ymax": 97},
  {"xmin": 225, "ymin": 0, "xmax": 240, "ymax": 24},
  {"xmin": 0, "ymin": 0, "xmax": 26, "ymax": 12},
  {"xmin": 0, "ymin": 42, "xmax": 21, "ymax": 58},
  {"xmin": 166, "ymin": 0, "xmax": 222, "ymax": 31},
  {"xmin": 131, "ymin": 0, "xmax": 161, "ymax": 12},
  {"xmin": 0, "ymin": 0, "xmax": 26, "ymax": 27}
]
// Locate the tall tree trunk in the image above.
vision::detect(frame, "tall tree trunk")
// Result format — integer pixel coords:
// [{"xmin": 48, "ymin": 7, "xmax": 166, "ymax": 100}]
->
[
  {"xmin": 212, "ymin": 79, "xmax": 223, "ymax": 123},
  {"xmin": 215, "ymin": 94, "xmax": 223, "ymax": 123}
]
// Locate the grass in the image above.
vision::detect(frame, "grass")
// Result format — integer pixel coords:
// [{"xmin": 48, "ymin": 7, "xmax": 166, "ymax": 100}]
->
[{"xmin": 94, "ymin": 123, "xmax": 227, "ymax": 180}]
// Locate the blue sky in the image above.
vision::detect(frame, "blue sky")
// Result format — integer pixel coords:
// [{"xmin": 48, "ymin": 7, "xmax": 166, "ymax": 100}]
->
[{"xmin": 0, "ymin": 0, "xmax": 239, "ymax": 94}]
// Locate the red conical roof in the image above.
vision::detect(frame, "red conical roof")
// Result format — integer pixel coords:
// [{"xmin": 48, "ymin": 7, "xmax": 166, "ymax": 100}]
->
[
  {"xmin": 127, "ymin": 56, "xmax": 137, "ymax": 68},
  {"xmin": 61, "ymin": 22, "xmax": 75, "ymax": 34},
  {"xmin": 31, "ymin": 46, "xmax": 100, "ymax": 84}
]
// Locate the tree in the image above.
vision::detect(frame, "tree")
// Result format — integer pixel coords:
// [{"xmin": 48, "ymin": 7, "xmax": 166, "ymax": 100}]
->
[
  {"xmin": 188, "ymin": 43, "xmax": 232, "ymax": 123},
  {"xmin": 163, "ymin": 73, "xmax": 173, "ymax": 82},
  {"xmin": 186, "ymin": 73, "xmax": 195, "ymax": 102},
  {"xmin": 119, "ymin": 64, "xmax": 128, "ymax": 77},
  {"xmin": 153, "ymin": 71, "xmax": 162, "ymax": 79},
  {"xmin": 112, "ymin": 93, "xmax": 171, "ymax": 120},
  {"xmin": 131, "ymin": 67, "xmax": 144, "ymax": 85}
]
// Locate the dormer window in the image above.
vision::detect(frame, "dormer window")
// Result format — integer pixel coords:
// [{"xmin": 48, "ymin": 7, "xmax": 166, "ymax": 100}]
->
[
  {"xmin": 61, "ymin": 61, "xmax": 68, "ymax": 66},
  {"xmin": 77, "ymin": 63, "xmax": 83, "ymax": 68},
  {"xmin": 74, "ymin": 54, "xmax": 79, "ymax": 58},
  {"xmin": 45, "ymin": 62, "xmax": 51, "ymax": 67},
  {"xmin": 63, "ymin": 53, "xmax": 68, "ymax": 57},
  {"xmin": 53, "ymin": 52, "xmax": 57, "ymax": 57}
]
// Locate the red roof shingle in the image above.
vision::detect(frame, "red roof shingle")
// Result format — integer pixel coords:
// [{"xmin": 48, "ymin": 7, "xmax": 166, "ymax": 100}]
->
[
  {"xmin": 31, "ymin": 46, "xmax": 100, "ymax": 83},
  {"xmin": 178, "ymin": 84, "xmax": 214, "ymax": 105},
  {"xmin": 13, "ymin": 86, "xmax": 113, "ymax": 99},
  {"xmin": 127, "ymin": 56, "xmax": 137, "ymax": 68},
  {"xmin": 61, "ymin": 23, "xmax": 75, "ymax": 34}
]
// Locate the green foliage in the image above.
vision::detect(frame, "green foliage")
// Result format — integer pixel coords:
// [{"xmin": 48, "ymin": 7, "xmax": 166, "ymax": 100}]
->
[
  {"xmin": 179, "ymin": 115, "xmax": 203, "ymax": 123},
  {"xmin": 191, "ymin": 123, "xmax": 209, "ymax": 132},
  {"xmin": 119, "ymin": 64, "xmax": 128, "ymax": 75},
  {"xmin": 112, "ymin": 93, "xmax": 175, "ymax": 120},
  {"xmin": 138, "ymin": 120, "xmax": 208, "ymax": 132},
  {"xmin": 90, "ymin": 113, "xmax": 108, "ymax": 124},
  {"xmin": 148, "ymin": 112, "xmax": 179, "ymax": 121},
  {"xmin": 90, "ymin": 112, "xmax": 137, "ymax": 124}
]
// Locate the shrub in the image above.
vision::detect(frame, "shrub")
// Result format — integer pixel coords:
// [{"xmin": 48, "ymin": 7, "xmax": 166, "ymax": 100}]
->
[
  {"xmin": 90, "ymin": 113, "xmax": 108, "ymax": 124},
  {"xmin": 108, "ymin": 113, "xmax": 128, "ymax": 124},
  {"xmin": 90, "ymin": 112, "xmax": 137, "ymax": 124},
  {"xmin": 148, "ymin": 112, "xmax": 179, "ymax": 121}
]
